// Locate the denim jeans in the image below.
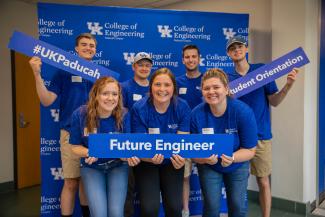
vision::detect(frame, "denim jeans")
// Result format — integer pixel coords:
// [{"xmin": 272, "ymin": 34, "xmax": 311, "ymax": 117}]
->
[
  {"xmin": 80, "ymin": 160, "xmax": 129, "ymax": 217},
  {"xmin": 198, "ymin": 162, "xmax": 249, "ymax": 217}
]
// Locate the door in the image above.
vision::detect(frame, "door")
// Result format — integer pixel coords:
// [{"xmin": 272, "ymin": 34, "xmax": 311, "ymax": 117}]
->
[{"xmin": 12, "ymin": 51, "xmax": 41, "ymax": 188}]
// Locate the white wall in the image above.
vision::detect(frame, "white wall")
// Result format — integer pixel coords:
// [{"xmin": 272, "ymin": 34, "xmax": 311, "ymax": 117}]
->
[
  {"xmin": 0, "ymin": 0, "xmax": 38, "ymax": 183},
  {"xmin": 271, "ymin": 0, "xmax": 319, "ymax": 203}
]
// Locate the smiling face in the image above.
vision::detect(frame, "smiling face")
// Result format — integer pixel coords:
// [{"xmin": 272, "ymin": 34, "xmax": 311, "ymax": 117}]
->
[
  {"xmin": 133, "ymin": 59, "xmax": 152, "ymax": 80},
  {"xmin": 227, "ymin": 43, "xmax": 248, "ymax": 63},
  {"xmin": 97, "ymin": 82, "xmax": 119, "ymax": 117},
  {"xmin": 75, "ymin": 37, "xmax": 96, "ymax": 60},
  {"xmin": 182, "ymin": 48, "xmax": 200, "ymax": 72},
  {"xmin": 151, "ymin": 74, "xmax": 175, "ymax": 105},
  {"xmin": 202, "ymin": 77, "xmax": 228, "ymax": 106}
]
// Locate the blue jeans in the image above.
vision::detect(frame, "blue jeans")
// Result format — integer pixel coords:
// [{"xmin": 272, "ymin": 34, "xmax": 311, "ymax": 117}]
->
[
  {"xmin": 198, "ymin": 162, "xmax": 249, "ymax": 217},
  {"xmin": 80, "ymin": 160, "xmax": 129, "ymax": 217}
]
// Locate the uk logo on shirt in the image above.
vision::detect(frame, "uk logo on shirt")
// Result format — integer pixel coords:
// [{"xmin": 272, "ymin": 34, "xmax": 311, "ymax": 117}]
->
[{"xmin": 168, "ymin": 123, "xmax": 178, "ymax": 129}]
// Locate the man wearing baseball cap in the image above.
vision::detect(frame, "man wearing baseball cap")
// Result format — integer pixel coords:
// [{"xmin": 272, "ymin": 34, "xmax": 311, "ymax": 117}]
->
[
  {"xmin": 226, "ymin": 35, "xmax": 299, "ymax": 217},
  {"xmin": 121, "ymin": 52, "xmax": 153, "ymax": 217}
]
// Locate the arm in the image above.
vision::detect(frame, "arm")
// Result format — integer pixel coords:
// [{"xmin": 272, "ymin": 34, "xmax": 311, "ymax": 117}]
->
[
  {"xmin": 267, "ymin": 68, "xmax": 299, "ymax": 107},
  {"xmin": 29, "ymin": 56, "xmax": 57, "ymax": 106}
]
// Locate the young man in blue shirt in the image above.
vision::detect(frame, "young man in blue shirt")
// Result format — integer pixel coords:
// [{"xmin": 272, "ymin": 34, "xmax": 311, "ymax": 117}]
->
[
  {"xmin": 226, "ymin": 35, "xmax": 299, "ymax": 217},
  {"xmin": 29, "ymin": 33, "xmax": 97, "ymax": 217},
  {"xmin": 121, "ymin": 52, "xmax": 153, "ymax": 111},
  {"xmin": 176, "ymin": 44, "xmax": 203, "ymax": 217}
]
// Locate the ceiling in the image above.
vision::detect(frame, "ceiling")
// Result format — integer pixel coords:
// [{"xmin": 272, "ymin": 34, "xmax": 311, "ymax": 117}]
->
[{"xmin": 18, "ymin": 0, "xmax": 186, "ymax": 8}]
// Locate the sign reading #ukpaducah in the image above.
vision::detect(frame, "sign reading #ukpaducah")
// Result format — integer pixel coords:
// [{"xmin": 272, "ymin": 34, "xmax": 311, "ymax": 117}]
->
[
  {"xmin": 229, "ymin": 47, "xmax": 309, "ymax": 98},
  {"xmin": 89, "ymin": 133, "xmax": 234, "ymax": 158},
  {"xmin": 7, "ymin": 31, "xmax": 119, "ymax": 81}
]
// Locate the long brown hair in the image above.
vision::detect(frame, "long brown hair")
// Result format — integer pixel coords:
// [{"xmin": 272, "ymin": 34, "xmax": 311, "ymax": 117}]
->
[{"xmin": 86, "ymin": 76, "xmax": 123, "ymax": 133}]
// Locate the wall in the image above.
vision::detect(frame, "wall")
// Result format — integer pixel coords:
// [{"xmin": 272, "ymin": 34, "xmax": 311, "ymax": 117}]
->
[{"xmin": 0, "ymin": 0, "xmax": 38, "ymax": 183}]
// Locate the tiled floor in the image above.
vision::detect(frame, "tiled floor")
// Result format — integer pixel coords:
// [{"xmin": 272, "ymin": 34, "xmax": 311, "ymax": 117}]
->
[{"xmin": 0, "ymin": 185, "xmax": 307, "ymax": 217}]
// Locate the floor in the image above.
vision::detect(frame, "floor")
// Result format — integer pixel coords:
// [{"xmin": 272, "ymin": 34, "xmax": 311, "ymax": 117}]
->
[{"xmin": 0, "ymin": 185, "xmax": 307, "ymax": 217}]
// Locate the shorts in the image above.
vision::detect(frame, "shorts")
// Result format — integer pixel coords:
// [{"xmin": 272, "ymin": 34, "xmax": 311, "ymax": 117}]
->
[
  {"xmin": 60, "ymin": 129, "xmax": 81, "ymax": 179},
  {"xmin": 250, "ymin": 140, "xmax": 272, "ymax": 177},
  {"xmin": 184, "ymin": 159, "xmax": 192, "ymax": 178}
]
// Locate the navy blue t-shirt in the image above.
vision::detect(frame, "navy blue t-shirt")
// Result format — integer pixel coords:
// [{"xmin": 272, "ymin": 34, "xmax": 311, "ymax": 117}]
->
[
  {"xmin": 227, "ymin": 63, "xmax": 278, "ymax": 140},
  {"xmin": 191, "ymin": 97, "xmax": 257, "ymax": 173},
  {"xmin": 69, "ymin": 105, "xmax": 130, "ymax": 167},
  {"xmin": 176, "ymin": 73, "xmax": 203, "ymax": 109},
  {"xmin": 48, "ymin": 70, "xmax": 93, "ymax": 132},
  {"xmin": 121, "ymin": 79, "xmax": 149, "ymax": 110}
]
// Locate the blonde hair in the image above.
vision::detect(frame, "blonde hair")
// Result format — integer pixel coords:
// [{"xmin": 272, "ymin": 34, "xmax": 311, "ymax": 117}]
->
[
  {"xmin": 201, "ymin": 68, "xmax": 230, "ymax": 90},
  {"xmin": 86, "ymin": 76, "xmax": 123, "ymax": 133}
]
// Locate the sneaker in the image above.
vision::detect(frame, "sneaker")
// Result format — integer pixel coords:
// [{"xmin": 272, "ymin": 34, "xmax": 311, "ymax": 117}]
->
[{"xmin": 182, "ymin": 210, "xmax": 190, "ymax": 217}]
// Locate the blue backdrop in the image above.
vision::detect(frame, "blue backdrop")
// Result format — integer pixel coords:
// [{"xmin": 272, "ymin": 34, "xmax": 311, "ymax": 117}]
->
[{"xmin": 37, "ymin": 3, "xmax": 249, "ymax": 216}]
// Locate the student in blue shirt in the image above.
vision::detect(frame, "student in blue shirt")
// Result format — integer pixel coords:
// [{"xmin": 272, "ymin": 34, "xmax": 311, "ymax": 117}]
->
[
  {"xmin": 121, "ymin": 52, "xmax": 152, "ymax": 111},
  {"xmin": 131, "ymin": 68, "xmax": 191, "ymax": 217},
  {"xmin": 70, "ymin": 76, "xmax": 140, "ymax": 217},
  {"xmin": 121, "ymin": 52, "xmax": 152, "ymax": 217},
  {"xmin": 226, "ymin": 35, "xmax": 299, "ymax": 217},
  {"xmin": 29, "ymin": 33, "xmax": 97, "ymax": 217},
  {"xmin": 191, "ymin": 68, "xmax": 257, "ymax": 217},
  {"xmin": 176, "ymin": 44, "xmax": 203, "ymax": 217}
]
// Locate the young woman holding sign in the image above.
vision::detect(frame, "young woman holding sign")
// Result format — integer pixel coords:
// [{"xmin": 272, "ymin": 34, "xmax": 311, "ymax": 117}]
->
[
  {"xmin": 69, "ymin": 76, "xmax": 140, "ymax": 217},
  {"xmin": 191, "ymin": 68, "xmax": 257, "ymax": 217},
  {"xmin": 131, "ymin": 68, "xmax": 191, "ymax": 217}
]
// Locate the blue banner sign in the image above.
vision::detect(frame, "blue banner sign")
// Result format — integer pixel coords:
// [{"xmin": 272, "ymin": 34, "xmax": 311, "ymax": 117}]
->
[
  {"xmin": 229, "ymin": 47, "xmax": 309, "ymax": 98},
  {"xmin": 7, "ymin": 30, "xmax": 120, "ymax": 81},
  {"xmin": 88, "ymin": 133, "xmax": 234, "ymax": 158}
]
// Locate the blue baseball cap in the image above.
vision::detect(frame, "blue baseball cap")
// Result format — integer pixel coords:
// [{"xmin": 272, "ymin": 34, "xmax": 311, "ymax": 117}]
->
[{"xmin": 226, "ymin": 35, "xmax": 247, "ymax": 51}]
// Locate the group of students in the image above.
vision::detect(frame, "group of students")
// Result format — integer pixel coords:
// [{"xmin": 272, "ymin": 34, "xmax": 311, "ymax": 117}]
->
[{"xmin": 29, "ymin": 33, "xmax": 299, "ymax": 217}]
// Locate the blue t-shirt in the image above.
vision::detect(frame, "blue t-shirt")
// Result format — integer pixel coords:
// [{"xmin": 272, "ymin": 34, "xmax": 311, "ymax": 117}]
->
[
  {"xmin": 69, "ymin": 105, "xmax": 130, "ymax": 167},
  {"xmin": 227, "ymin": 63, "xmax": 278, "ymax": 140},
  {"xmin": 121, "ymin": 79, "xmax": 149, "ymax": 110},
  {"xmin": 191, "ymin": 97, "xmax": 257, "ymax": 173},
  {"xmin": 131, "ymin": 96, "xmax": 191, "ymax": 164},
  {"xmin": 48, "ymin": 70, "xmax": 93, "ymax": 132},
  {"xmin": 176, "ymin": 73, "xmax": 203, "ymax": 109}
]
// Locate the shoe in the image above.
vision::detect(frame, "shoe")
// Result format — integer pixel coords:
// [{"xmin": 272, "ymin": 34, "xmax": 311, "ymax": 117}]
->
[{"xmin": 182, "ymin": 210, "xmax": 190, "ymax": 217}]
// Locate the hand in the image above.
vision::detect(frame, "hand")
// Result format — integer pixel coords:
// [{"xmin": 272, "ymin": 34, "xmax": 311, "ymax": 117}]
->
[
  {"xmin": 205, "ymin": 154, "xmax": 218, "ymax": 165},
  {"xmin": 151, "ymin": 154, "xmax": 164, "ymax": 165},
  {"xmin": 29, "ymin": 56, "xmax": 42, "ymax": 77},
  {"xmin": 287, "ymin": 68, "xmax": 299, "ymax": 86},
  {"xmin": 221, "ymin": 154, "xmax": 234, "ymax": 167},
  {"xmin": 84, "ymin": 157, "xmax": 98, "ymax": 165},
  {"xmin": 170, "ymin": 154, "xmax": 185, "ymax": 169},
  {"xmin": 127, "ymin": 157, "xmax": 141, "ymax": 167}
]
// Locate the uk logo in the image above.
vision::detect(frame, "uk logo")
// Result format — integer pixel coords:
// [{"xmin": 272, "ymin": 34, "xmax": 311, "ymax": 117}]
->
[
  {"xmin": 199, "ymin": 54, "xmax": 205, "ymax": 66},
  {"xmin": 87, "ymin": 22, "xmax": 103, "ymax": 35},
  {"xmin": 50, "ymin": 109, "xmax": 59, "ymax": 122},
  {"xmin": 50, "ymin": 168, "xmax": 64, "ymax": 180},
  {"xmin": 223, "ymin": 28, "xmax": 236, "ymax": 40},
  {"xmin": 123, "ymin": 52, "xmax": 135, "ymax": 65},
  {"xmin": 157, "ymin": 25, "xmax": 173, "ymax": 38}
]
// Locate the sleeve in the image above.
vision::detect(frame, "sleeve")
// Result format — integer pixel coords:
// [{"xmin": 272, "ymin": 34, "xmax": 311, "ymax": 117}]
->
[
  {"xmin": 48, "ymin": 70, "xmax": 63, "ymax": 96},
  {"xmin": 236, "ymin": 104, "xmax": 258, "ymax": 149},
  {"xmin": 190, "ymin": 110, "xmax": 199, "ymax": 134},
  {"xmin": 177, "ymin": 100, "xmax": 191, "ymax": 132},
  {"xmin": 69, "ymin": 109, "xmax": 83, "ymax": 145},
  {"xmin": 122, "ymin": 112, "xmax": 131, "ymax": 133},
  {"xmin": 264, "ymin": 80, "xmax": 278, "ymax": 95},
  {"xmin": 130, "ymin": 106, "xmax": 148, "ymax": 133}
]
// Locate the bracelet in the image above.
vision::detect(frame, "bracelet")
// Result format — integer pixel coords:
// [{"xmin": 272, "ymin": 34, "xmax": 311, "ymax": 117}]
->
[{"xmin": 232, "ymin": 154, "xmax": 235, "ymax": 163}]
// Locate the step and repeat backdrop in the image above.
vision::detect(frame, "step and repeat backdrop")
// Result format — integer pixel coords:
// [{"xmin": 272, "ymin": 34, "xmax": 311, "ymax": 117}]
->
[{"xmin": 37, "ymin": 3, "xmax": 248, "ymax": 216}]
